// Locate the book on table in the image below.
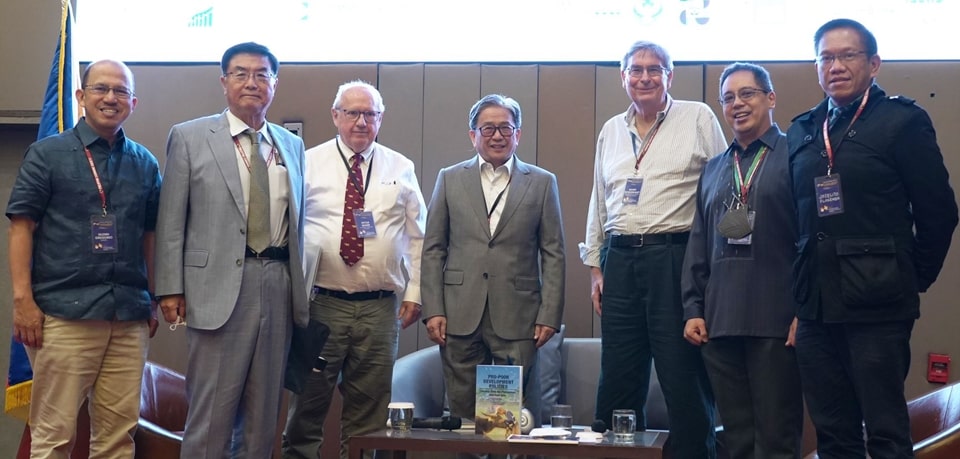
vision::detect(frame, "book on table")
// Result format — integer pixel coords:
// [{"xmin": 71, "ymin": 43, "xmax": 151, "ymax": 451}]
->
[{"xmin": 474, "ymin": 364, "xmax": 522, "ymax": 440}]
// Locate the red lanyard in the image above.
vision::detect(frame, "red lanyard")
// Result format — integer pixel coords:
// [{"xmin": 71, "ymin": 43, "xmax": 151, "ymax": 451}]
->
[
  {"xmin": 822, "ymin": 88, "xmax": 869, "ymax": 175},
  {"xmin": 732, "ymin": 145, "xmax": 769, "ymax": 203},
  {"xmin": 632, "ymin": 102, "xmax": 671, "ymax": 172},
  {"xmin": 82, "ymin": 147, "xmax": 108, "ymax": 216},
  {"xmin": 233, "ymin": 136, "xmax": 277, "ymax": 172}
]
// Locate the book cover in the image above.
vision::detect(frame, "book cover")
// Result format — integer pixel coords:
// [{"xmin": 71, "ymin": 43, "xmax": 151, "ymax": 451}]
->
[{"xmin": 474, "ymin": 364, "xmax": 522, "ymax": 440}]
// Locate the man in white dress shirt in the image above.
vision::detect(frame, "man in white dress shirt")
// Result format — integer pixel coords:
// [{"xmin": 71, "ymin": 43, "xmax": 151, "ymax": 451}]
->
[
  {"xmin": 580, "ymin": 40, "xmax": 726, "ymax": 458},
  {"xmin": 282, "ymin": 80, "xmax": 426, "ymax": 459}
]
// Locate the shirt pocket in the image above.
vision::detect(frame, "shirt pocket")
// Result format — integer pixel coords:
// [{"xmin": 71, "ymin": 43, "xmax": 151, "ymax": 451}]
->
[{"xmin": 835, "ymin": 237, "xmax": 903, "ymax": 307}]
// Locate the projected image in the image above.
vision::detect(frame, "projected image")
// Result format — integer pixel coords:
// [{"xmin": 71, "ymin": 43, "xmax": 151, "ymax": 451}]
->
[{"xmin": 75, "ymin": 0, "xmax": 959, "ymax": 63}]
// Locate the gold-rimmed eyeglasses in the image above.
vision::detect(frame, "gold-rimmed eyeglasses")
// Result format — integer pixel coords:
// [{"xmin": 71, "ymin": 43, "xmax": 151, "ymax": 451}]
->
[
  {"xmin": 625, "ymin": 66, "xmax": 669, "ymax": 78},
  {"xmin": 224, "ymin": 71, "xmax": 275, "ymax": 84},
  {"xmin": 816, "ymin": 51, "xmax": 867, "ymax": 66}
]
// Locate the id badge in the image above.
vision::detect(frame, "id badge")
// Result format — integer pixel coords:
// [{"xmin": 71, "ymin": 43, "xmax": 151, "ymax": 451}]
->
[
  {"xmin": 90, "ymin": 214, "xmax": 118, "ymax": 253},
  {"xmin": 727, "ymin": 211, "xmax": 756, "ymax": 245},
  {"xmin": 622, "ymin": 177, "xmax": 643, "ymax": 205},
  {"xmin": 353, "ymin": 209, "xmax": 377, "ymax": 238},
  {"xmin": 815, "ymin": 174, "xmax": 844, "ymax": 217}
]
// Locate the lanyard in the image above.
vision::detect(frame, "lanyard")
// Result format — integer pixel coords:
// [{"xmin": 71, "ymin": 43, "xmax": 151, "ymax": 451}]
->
[
  {"xmin": 485, "ymin": 173, "xmax": 512, "ymax": 221},
  {"xmin": 732, "ymin": 145, "xmax": 769, "ymax": 203},
  {"xmin": 821, "ymin": 88, "xmax": 870, "ymax": 175},
  {"xmin": 82, "ymin": 146, "xmax": 108, "ymax": 216},
  {"xmin": 630, "ymin": 102, "xmax": 670, "ymax": 172},
  {"xmin": 335, "ymin": 137, "xmax": 373, "ymax": 199},
  {"xmin": 233, "ymin": 135, "xmax": 278, "ymax": 171}
]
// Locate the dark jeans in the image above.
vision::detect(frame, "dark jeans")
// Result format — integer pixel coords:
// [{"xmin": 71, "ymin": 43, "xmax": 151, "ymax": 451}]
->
[
  {"xmin": 795, "ymin": 318, "xmax": 915, "ymax": 459},
  {"xmin": 596, "ymin": 242, "xmax": 716, "ymax": 459}
]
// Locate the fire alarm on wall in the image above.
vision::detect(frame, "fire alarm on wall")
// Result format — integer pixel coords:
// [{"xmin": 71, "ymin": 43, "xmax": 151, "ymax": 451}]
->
[{"xmin": 928, "ymin": 353, "xmax": 950, "ymax": 384}]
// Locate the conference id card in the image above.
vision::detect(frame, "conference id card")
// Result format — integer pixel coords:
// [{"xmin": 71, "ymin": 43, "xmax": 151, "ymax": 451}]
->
[
  {"xmin": 353, "ymin": 209, "xmax": 377, "ymax": 238},
  {"xmin": 622, "ymin": 177, "xmax": 643, "ymax": 205},
  {"xmin": 727, "ymin": 211, "xmax": 756, "ymax": 245},
  {"xmin": 814, "ymin": 175, "xmax": 844, "ymax": 217},
  {"xmin": 90, "ymin": 214, "xmax": 118, "ymax": 253}
]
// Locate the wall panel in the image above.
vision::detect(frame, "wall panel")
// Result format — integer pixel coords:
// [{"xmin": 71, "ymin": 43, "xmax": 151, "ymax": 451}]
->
[
  {"xmin": 537, "ymin": 65, "xmax": 598, "ymax": 339},
  {"xmin": 377, "ymin": 63, "xmax": 427, "ymax": 353}
]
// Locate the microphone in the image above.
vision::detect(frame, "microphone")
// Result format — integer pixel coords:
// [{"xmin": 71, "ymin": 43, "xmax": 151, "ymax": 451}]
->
[
  {"xmin": 591, "ymin": 419, "xmax": 607, "ymax": 433},
  {"xmin": 411, "ymin": 416, "xmax": 462, "ymax": 430}
]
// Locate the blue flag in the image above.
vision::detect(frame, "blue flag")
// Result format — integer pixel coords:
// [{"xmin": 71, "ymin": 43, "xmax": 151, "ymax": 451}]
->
[{"xmin": 5, "ymin": 0, "xmax": 79, "ymax": 422}]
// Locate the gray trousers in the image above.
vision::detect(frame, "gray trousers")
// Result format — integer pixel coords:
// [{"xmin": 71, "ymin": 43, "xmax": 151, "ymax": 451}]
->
[{"xmin": 181, "ymin": 258, "xmax": 294, "ymax": 459}]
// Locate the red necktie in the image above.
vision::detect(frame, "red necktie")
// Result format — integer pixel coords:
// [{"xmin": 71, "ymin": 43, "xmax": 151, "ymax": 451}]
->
[{"xmin": 340, "ymin": 154, "xmax": 365, "ymax": 266}]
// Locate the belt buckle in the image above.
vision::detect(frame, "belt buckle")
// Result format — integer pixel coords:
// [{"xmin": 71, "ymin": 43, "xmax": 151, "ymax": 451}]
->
[{"xmin": 632, "ymin": 234, "xmax": 644, "ymax": 247}]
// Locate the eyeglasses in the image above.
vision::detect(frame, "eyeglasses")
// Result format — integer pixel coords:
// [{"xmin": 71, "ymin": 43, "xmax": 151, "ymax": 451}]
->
[
  {"xmin": 719, "ymin": 87, "xmax": 770, "ymax": 105},
  {"xmin": 816, "ymin": 51, "xmax": 867, "ymax": 66},
  {"xmin": 224, "ymin": 71, "xmax": 276, "ymax": 84},
  {"xmin": 84, "ymin": 85, "xmax": 134, "ymax": 99},
  {"xmin": 476, "ymin": 125, "xmax": 517, "ymax": 138},
  {"xmin": 336, "ymin": 108, "xmax": 382, "ymax": 122},
  {"xmin": 625, "ymin": 66, "xmax": 669, "ymax": 78}
]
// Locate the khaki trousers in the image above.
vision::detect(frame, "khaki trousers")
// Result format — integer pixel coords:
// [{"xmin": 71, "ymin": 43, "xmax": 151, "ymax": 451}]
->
[{"xmin": 26, "ymin": 315, "xmax": 148, "ymax": 459}]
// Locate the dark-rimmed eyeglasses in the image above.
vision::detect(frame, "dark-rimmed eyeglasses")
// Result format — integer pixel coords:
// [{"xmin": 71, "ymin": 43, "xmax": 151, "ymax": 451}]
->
[
  {"xmin": 476, "ymin": 125, "xmax": 516, "ymax": 138},
  {"xmin": 84, "ymin": 85, "xmax": 134, "ymax": 99},
  {"xmin": 719, "ymin": 88, "xmax": 770, "ymax": 105},
  {"xmin": 336, "ymin": 108, "xmax": 382, "ymax": 122}
]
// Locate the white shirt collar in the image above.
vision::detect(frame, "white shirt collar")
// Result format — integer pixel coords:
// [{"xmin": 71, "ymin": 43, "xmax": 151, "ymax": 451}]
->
[
  {"xmin": 477, "ymin": 153, "xmax": 515, "ymax": 175},
  {"xmin": 336, "ymin": 136, "xmax": 375, "ymax": 163},
  {"xmin": 226, "ymin": 110, "xmax": 274, "ymax": 146}
]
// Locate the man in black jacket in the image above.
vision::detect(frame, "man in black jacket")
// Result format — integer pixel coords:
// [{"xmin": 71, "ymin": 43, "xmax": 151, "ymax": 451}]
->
[{"xmin": 788, "ymin": 18, "xmax": 958, "ymax": 458}]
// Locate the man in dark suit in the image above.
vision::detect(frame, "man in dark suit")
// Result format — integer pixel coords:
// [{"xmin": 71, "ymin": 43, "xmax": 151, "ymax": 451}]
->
[
  {"xmin": 155, "ymin": 42, "xmax": 309, "ymax": 458},
  {"xmin": 788, "ymin": 19, "xmax": 957, "ymax": 458},
  {"xmin": 421, "ymin": 94, "xmax": 565, "ymax": 421}
]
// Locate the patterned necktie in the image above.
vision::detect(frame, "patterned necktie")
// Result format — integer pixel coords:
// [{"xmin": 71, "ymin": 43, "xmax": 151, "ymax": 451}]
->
[
  {"xmin": 828, "ymin": 106, "xmax": 843, "ymax": 130},
  {"xmin": 245, "ymin": 129, "xmax": 271, "ymax": 253},
  {"xmin": 340, "ymin": 154, "xmax": 365, "ymax": 266}
]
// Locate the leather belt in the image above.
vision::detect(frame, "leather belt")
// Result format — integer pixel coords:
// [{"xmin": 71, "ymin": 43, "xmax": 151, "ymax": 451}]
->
[
  {"xmin": 312, "ymin": 286, "xmax": 394, "ymax": 301},
  {"xmin": 245, "ymin": 246, "xmax": 289, "ymax": 260},
  {"xmin": 608, "ymin": 232, "xmax": 689, "ymax": 248}
]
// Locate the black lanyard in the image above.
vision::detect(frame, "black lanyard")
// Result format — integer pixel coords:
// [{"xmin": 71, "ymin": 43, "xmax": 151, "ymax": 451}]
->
[{"xmin": 335, "ymin": 137, "xmax": 373, "ymax": 199}]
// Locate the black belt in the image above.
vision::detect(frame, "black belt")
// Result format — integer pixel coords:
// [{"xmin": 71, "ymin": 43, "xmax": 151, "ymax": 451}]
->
[
  {"xmin": 245, "ymin": 246, "xmax": 289, "ymax": 260},
  {"xmin": 608, "ymin": 232, "xmax": 689, "ymax": 248},
  {"xmin": 312, "ymin": 286, "xmax": 394, "ymax": 301}
]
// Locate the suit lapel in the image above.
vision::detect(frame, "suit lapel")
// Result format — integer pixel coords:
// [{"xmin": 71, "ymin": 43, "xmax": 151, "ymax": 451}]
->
[
  {"xmin": 458, "ymin": 158, "xmax": 492, "ymax": 239},
  {"xmin": 491, "ymin": 157, "xmax": 531, "ymax": 240},
  {"xmin": 208, "ymin": 114, "xmax": 245, "ymax": 216}
]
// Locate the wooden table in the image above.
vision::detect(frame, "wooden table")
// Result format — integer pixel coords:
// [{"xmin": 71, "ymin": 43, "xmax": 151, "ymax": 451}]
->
[{"xmin": 348, "ymin": 428, "xmax": 668, "ymax": 459}]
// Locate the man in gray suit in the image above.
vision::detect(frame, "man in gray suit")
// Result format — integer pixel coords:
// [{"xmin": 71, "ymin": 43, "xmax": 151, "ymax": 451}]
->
[
  {"xmin": 422, "ymin": 94, "xmax": 565, "ymax": 421},
  {"xmin": 155, "ymin": 42, "xmax": 309, "ymax": 458}
]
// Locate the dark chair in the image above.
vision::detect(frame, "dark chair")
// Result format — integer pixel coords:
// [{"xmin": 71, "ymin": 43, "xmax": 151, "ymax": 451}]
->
[
  {"xmin": 804, "ymin": 380, "xmax": 960, "ymax": 458},
  {"xmin": 909, "ymin": 380, "xmax": 960, "ymax": 459},
  {"xmin": 133, "ymin": 361, "xmax": 188, "ymax": 459}
]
